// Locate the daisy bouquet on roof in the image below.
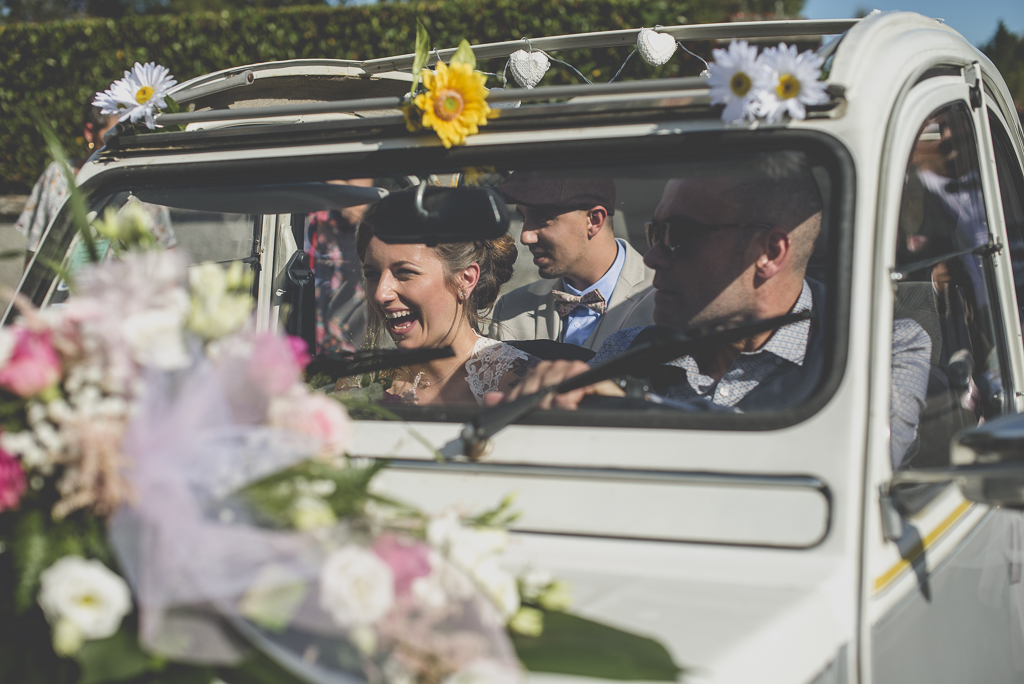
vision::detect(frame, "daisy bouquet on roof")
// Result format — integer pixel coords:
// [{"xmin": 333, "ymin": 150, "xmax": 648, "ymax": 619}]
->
[
  {"xmin": 707, "ymin": 40, "xmax": 830, "ymax": 124},
  {"xmin": 93, "ymin": 61, "xmax": 183, "ymax": 132}
]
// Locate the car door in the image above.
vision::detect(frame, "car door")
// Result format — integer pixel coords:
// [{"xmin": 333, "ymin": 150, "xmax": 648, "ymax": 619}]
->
[{"xmin": 866, "ymin": 67, "xmax": 1024, "ymax": 683}]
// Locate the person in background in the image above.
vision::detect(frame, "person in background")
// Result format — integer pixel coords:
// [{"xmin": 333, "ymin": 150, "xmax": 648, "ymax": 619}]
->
[
  {"xmin": 488, "ymin": 173, "xmax": 655, "ymax": 352},
  {"xmin": 16, "ymin": 102, "xmax": 176, "ymax": 258},
  {"xmin": 305, "ymin": 179, "xmax": 376, "ymax": 354}
]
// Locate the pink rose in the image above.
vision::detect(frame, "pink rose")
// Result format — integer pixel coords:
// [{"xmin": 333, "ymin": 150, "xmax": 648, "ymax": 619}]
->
[
  {"xmin": 286, "ymin": 335, "xmax": 312, "ymax": 370},
  {"xmin": 268, "ymin": 390, "xmax": 350, "ymax": 457},
  {"xmin": 0, "ymin": 327, "xmax": 62, "ymax": 398},
  {"xmin": 247, "ymin": 333, "xmax": 309, "ymax": 395},
  {"xmin": 373, "ymin": 534, "xmax": 432, "ymax": 597},
  {"xmin": 0, "ymin": 447, "xmax": 26, "ymax": 512}
]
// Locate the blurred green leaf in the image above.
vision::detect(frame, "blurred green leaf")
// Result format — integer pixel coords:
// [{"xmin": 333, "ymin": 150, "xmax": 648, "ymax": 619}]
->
[
  {"xmin": 511, "ymin": 609, "xmax": 684, "ymax": 681},
  {"xmin": 450, "ymin": 38, "xmax": 477, "ymax": 69},
  {"xmin": 35, "ymin": 113, "xmax": 98, "ymax": 263},
  {"xmin": 76, "ymin": 625, "xmax": 157, "ymax": 684},
  {"xmin": 411, "ymin": 19, "xmax": 430, "ymax": 94}
]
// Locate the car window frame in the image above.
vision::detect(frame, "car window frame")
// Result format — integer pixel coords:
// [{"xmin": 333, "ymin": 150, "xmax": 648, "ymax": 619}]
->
[{"xmin": 11, "ymin": 128, "xmax": 855, "ymax": 433}]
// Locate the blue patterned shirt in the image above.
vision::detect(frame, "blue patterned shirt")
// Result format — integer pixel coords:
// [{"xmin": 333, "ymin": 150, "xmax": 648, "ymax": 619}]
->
[
  {"xmin": 562, "ymin": 239, "xmax": 626, "ymax": 346},
  {"xmin": 590, "ymin": 280, "xmax": 931, "ymax": 467}
]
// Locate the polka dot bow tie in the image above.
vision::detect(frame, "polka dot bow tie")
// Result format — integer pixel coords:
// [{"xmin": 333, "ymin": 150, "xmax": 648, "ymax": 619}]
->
[{"xmin": 551, "ymin": 289, "xmax": 607, "ymax": 318}]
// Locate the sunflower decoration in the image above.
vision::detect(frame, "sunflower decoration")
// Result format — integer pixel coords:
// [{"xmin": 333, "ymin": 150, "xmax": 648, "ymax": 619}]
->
[{"xmin": 404, "ymin": 21, "xmax": 497, "ymax": 149}]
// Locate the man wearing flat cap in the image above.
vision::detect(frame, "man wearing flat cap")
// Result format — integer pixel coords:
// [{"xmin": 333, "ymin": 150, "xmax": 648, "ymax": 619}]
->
[{"xmin": 489, "ymin": 172, "xmax": 655, "ymax": 352}]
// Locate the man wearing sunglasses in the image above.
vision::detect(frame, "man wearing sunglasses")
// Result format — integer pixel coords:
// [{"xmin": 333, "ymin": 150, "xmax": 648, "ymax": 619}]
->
[
  {"xmin": 488, "ymin": 163, "xmax": 931, "ymax": 450},
  {"xmin": 488, "ymin": 173, "xmax": 655, "ymax": 353}
]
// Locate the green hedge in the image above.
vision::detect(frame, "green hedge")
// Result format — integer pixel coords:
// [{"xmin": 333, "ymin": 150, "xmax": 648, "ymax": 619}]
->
[{"xmin": 0, "ymin": 0, "xmax": 802, "ymax": 194}]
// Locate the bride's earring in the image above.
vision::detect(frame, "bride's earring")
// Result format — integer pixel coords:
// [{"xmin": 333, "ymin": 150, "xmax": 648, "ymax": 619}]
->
[
  {"xmin": 459, "ymin": 290, "xmax": 466, "ymax": 301},
  {"xmin": 88, "ymin": 141, "xmax": 95, "ymax": 150}
]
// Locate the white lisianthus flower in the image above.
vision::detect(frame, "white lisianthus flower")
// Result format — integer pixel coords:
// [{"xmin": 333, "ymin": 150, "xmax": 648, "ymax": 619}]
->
[
  {"xmin": 93, "ymin": 62, "xmax": 177, "ymax": 130},
  {"xmin": 121, "ymin": 308, "xmax": 190, "ymax": 371},
  {"xmin": 426, "ymin": 510, "xmax": 463, "ymax": 549},
  {"xmin": 38, "ymin": 556, "xmax": 132, "ymax": 649},
  {"xmin": 449, "ymin": 527, "xmax": 508, "ymax": 573},
  {"xmin": 471, "ymin": 558, "xmax": 520, "ymax": 620},
  {"xmin": 442, "ymin": 659, "xmax": 523, "ymax": 684},
  {"xmin": 0, "ymin": 327, "xmax": 16, "ymax": 367},
  {"xmin": 290, "ymin": 495, "xmax": 337, "ymax": 531},
  {"xmin": 752, "ymin": 43, "xmax": 828, "ymax": 124},
  {"xmin": 52, "ymin": 617, "xmax": 85, "ymax": 656},
  {"xmin": 319, "ymin": 546, "xmax": 395, "ymax": 627},
  {"xmin": 187, "ymin": 263, "xmax": 254, "ymax": 341},
  {"xmin": 707, "ymin": 40, "xmax": 762, "ymax": 124},
  {"xmin": 519, "ymin": 567, "xmax": 553, "ymax": 602}
]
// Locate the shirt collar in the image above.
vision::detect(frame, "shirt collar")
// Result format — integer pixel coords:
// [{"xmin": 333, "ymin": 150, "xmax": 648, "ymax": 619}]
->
[
  {"xmin": 750, "ymin": 279, "xmax": 813, "ymax": 366},
  {"xmin": 563, "ymin": 239, "xmax": 626, "ymax": 299}
]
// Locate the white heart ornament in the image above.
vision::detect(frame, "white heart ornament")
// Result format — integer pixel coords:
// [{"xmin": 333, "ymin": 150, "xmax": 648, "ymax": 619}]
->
[
  {"xmin": 509, "ymin": 49, "xmax": 550, "ymax": 89},
  {"xmin": 637, "ymin": 28, "xmax": 677, "ymax": 67}
]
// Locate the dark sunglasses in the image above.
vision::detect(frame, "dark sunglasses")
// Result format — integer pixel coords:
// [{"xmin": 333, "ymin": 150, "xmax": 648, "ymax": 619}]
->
[{"xmin": 644, "ymin": 219, "xmax": 772, "ymax": 258}]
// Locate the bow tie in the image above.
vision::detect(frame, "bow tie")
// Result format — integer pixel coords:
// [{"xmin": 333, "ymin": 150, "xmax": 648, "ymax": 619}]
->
[{"xmin": 552, "ymin": 289, "xmax": 607, "ymax": 318}]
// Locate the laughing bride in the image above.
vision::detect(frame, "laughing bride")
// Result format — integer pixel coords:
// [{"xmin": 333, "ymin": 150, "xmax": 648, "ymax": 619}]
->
[{"xmin": 348, "ymin": 200, "xmax": 538, "ymax": 406}]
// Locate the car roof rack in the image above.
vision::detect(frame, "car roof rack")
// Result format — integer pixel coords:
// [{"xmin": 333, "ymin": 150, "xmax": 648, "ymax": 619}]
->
[{"xmin": 110, "ymin": 18, "xmax": 857, "ymax": 141}]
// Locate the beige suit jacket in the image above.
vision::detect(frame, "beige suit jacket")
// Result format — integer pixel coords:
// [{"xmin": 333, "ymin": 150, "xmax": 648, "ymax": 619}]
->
[{"xmin": 488, "ymin": 241, "xmax": 655, "ymax": 351}]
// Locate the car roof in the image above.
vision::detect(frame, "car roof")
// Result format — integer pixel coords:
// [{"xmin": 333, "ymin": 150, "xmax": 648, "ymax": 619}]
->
[{"xmin": 83, "ymin": 11, "xmax": 1020, "ymax": 182}]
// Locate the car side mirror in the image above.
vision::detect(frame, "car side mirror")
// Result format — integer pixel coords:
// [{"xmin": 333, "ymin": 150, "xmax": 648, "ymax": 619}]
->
[
  {"xmin": 371, "ymin": 182, "xmax": 510, "ymax": 245},
  {"xmin": 950, "ymin": 413, "xmax": 1024, "ymax": 507},
  {"xmin": 879, "ymin": 413, "xmax": 1024, "ymax": 541}
]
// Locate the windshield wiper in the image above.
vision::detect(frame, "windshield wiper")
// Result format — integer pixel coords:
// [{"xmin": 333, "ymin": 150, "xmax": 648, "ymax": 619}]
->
[
  {"xmin": 307, "ymin": 346, "xmax": 454, "ymax": 380},
  {"xmin": 460, "ymin": 311, "xmax": 811, "ymax": 456}
]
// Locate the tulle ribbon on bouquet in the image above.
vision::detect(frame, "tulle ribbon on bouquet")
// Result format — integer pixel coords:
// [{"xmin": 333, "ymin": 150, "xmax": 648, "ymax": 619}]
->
[{"xmin": 108, "ymin": 350, "xmax": 517, "ymax": 681}]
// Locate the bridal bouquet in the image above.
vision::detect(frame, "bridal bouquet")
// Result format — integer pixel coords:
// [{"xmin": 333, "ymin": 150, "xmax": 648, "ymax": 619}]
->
[{"xmin": 0, "ymin": 201, "xmax": 681, "ymax": 683}]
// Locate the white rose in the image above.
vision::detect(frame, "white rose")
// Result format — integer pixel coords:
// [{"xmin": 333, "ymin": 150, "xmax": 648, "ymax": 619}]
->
[
  {"xmin": 442, "ymin": 659, "xmax": 522, "ymax": 684},
  {"xmin": 319, "ymin": 546, "xmax": 394, "ymax": 627},
  {"xmin": 121, "ymin": 308, "xmax": 190, "ymax": 370},
  {"xmin": 38, "ymin": 556, "xmax": 132, "ymax": 642}
]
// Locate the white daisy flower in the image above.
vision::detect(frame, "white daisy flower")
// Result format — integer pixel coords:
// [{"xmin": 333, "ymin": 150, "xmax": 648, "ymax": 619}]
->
[
  {"xmin": 706, "ymin": 40, "xmax": 762, "ymax": 124},
  {"xmin": 92, "ymin": 62, "xmax": 177, "ymax": 130},
  {"xmin": 752, "ymin": 43, "xmax": 828, "ymax": 124}
]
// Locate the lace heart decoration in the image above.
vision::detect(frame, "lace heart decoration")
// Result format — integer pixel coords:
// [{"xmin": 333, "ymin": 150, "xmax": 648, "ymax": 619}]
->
[
  {"xmin": 637, "ymin": 28, "xmax": 678, "ymax": 67},
  {"xmin": 509, "ymin": 49, "xmax": 550, "ymax": 89}
]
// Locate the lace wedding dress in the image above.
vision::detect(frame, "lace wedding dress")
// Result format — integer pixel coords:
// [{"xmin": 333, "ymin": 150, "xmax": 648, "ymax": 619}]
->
[{"xmin": 463, "ymin": 336, "xmax": 533, "ymax": 404}]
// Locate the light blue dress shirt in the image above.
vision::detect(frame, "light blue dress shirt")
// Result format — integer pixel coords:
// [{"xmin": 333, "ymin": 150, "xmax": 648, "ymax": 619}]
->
[{"xmin": 561, "ymin": 239, "xmax": 627, "ymax": 347}]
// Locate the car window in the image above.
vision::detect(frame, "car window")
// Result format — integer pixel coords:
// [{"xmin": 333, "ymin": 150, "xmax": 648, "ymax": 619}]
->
[
  {"xmin": 48, "ymin": 197, "xmax": 260, "ymax": 307},
  {"xmin": 988, "ymin": 112, "xmax": 1024, "ymax": 335},
  {"xmin": 299, "ymin": 145, "xmax": 847, "ymax": 430},
  {"xmin": 38, "ymin": 139, "xmax": 849, "ymax": 432},
  {"xmin": 891, "ymin": 102, "xmax": 1013, "ymax": 472}
]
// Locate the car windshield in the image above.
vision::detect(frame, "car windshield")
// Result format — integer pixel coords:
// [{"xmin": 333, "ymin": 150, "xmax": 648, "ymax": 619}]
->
[{"xmin": 35, "ymin": 140, "xmax": 850, "ymax": 432}]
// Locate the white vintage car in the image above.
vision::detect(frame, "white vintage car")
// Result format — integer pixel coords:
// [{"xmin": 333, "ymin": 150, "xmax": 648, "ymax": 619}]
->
[{"xmin": 12, "ymin": 10, "xmax": 1024, "ymax": 684}]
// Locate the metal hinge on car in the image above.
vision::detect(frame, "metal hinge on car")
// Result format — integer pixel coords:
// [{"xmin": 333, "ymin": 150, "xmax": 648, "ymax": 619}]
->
[{"xmin": 965, "ymin": 62, "xmax": 983, "ymax": 109}]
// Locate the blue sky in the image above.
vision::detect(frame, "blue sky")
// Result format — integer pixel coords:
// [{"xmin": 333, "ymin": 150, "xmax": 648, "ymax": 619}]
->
[{"xmin": 802, "ymin": 0, "xmax": 1024, "ymax": 46}]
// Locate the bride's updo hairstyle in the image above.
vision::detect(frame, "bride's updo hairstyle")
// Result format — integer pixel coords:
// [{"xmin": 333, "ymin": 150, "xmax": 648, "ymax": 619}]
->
[{"xmin": 355, "ymin": 201, "xmax": 518, "ymax": 333}]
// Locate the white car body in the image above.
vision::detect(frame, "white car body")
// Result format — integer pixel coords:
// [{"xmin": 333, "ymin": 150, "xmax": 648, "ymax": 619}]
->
[{"xmin": 12, "ymin": 11, "xmax": 1024, "ymax": 684}]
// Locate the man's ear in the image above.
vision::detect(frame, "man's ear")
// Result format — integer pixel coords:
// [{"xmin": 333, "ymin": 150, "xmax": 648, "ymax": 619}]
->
[
  {"xmin": 754, "ymin": 229, "xmax": 790, "ymax": 280},
  {"xmin": 585, "ymin": 206, "xmax": 609, "ymax": 239}
]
